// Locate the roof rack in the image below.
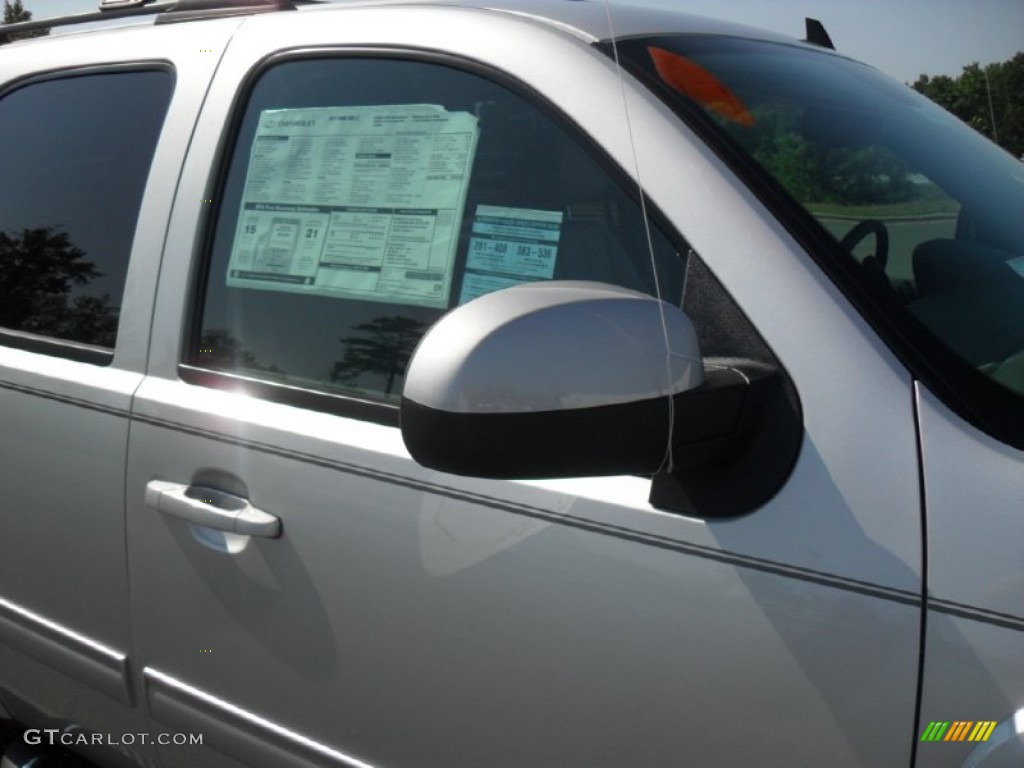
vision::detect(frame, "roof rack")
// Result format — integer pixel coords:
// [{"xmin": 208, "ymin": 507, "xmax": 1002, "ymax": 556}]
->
[{"xmin": 0, "ymin": 0, "xmax": 316, "ymax": 44}]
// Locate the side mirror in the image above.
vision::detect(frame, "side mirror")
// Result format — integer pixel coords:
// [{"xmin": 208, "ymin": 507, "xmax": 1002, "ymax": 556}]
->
[
  {"xmin": 400, "ymin": 281, "xmax": 801, "ymax": 515},
  {"xmin": 401, "ymin": 281, "xmax": 702, "ymax": 478}
]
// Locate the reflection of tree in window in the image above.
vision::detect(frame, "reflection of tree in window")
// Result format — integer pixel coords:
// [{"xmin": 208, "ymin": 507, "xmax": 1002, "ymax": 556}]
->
[
  {"xmin": 330, "ymin": 316, "xmax": 428, "ymax": 396},
  {"xmin": 0, "ymin": 227, "xmax": 117, "ymax": 347},
  {"xmin": 197, "ymin": 328, "xmax": 281, "ymax": 374},
  {"xmin": 724, "ymin": 106, "xmax": 955, "ymax": 215}
]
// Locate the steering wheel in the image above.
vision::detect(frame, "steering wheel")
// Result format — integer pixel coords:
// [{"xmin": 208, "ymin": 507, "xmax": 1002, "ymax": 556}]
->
[
  {"xmin": 839, "ymin": 219, "xmax": 889, "ymax": 270},
  {"xmin": 989, "ymin": 349, "xmax": 1024, "ymax": 395}
]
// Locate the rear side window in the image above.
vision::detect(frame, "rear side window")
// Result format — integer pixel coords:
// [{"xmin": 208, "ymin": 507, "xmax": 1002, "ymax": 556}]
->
[
  {"xmin": 190, "ymin": 57, "xmax": 686, "ymax": 412},
  {"xmin": 0, "ymin": 69, "xmax": 172, "ymax": 353}
]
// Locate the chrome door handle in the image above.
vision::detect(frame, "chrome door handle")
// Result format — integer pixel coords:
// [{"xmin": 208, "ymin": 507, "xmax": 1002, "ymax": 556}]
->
[{"xmin": 145, "ymin": 480, "xmax": 281, "ymax": 538}]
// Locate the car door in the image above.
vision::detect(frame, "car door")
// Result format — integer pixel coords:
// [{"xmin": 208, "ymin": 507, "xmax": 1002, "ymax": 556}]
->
[
  {"xmin": 0, "ymin": 19, "xmax": 237, "ymax": 767},
  {"xmin": 126, "ymin": 7, "xmax": 924, "ymax": 767}
]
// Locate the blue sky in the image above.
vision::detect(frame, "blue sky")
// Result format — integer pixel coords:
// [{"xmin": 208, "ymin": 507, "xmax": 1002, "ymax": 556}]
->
[{"xmin": 15, "ymin": 0, "xmax": 1024, "ymax": 84}]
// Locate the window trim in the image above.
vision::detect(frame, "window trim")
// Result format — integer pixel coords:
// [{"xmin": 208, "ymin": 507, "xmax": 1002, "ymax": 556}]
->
[
  {"xmin": 179, "ymin": 364, "xmax": 397, "ymax": 425},
  {"xmin": 0, "ymin": 61, "xmax": 175, "ymax": 366},
  {"xmin": 0, "ymin": 328, "xmax": 113, "ymax": 366},
  {"xmin": 182, "ymin": 45, "xmax": 700, "ymax": 424},
  {"xmin": 603, "ymin": 34, "xmax": 1024, "ymax": 450}
]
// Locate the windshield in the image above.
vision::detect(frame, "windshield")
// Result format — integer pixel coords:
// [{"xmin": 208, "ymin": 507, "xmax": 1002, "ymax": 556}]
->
[{"xmin": 615, "ymin": 35, "xmax": 1024, "ymax": 422}]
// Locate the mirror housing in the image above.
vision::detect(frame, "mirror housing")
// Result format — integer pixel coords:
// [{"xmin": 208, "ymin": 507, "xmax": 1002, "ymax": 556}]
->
[
  {"xmin": 401, "ymin": 281, "xmax": 801, "ymax": 514},
  {"xmin": 402, "ymin": 282, "xmax": 702, "ymax": 477}
]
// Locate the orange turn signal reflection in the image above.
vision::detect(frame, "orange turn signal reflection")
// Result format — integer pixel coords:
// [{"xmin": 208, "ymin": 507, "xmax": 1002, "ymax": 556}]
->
[{"xmin": 647, "ymin": 46, "xmax": 754, "ymax": 127}]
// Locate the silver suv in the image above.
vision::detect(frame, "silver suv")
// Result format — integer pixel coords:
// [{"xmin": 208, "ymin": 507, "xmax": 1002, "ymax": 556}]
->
[{"xmin": 1, "ymin": 1, "xmax": 1022, "ymax": 766}]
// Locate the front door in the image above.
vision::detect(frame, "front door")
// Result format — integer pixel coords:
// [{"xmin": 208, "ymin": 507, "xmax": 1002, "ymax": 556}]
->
[{"xmin": 126, "ymin": 8, "xmax": 923, "ymax": 767}]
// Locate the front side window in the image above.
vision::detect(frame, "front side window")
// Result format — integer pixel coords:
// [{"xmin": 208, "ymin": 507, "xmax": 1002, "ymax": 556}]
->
[
  {"xmin": 616, "ymin": 35, "xmax": 1024, "ymax": 443},
  {"xmin": 191, "ymin": 57, "xmax": 685, "ymax": 409},
  {"xmin": 0, "ymin": 69, "xmax": 172, "ymax": 352}
]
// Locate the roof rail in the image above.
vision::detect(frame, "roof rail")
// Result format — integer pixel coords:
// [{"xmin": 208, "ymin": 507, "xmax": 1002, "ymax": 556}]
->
[{"xmin": 0, "ymin": 0, "xmax": 314, "ymax": 44}]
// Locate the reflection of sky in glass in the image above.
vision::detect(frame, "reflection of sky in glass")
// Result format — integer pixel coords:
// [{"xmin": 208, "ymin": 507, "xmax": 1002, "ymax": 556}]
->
[{"xmin": 0, "ymin": 71, "xmax": 172, "ymax": 305}]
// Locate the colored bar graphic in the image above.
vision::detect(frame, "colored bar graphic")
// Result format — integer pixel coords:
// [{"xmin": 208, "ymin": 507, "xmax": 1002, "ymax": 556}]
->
[
  {"xmin": 921, "ymin": 722, "xmax": 950, "ymax": 741},
  {"xmin": 944, "ymin": 721, "xmax": 972, "ymax": 741},
  {"xmin": 968, "ymin": 722, "xmax": 997, "ymax": 742},
  {"xmin": 920, "ymin": 720, "xmax": 996, "ymax": 742}
]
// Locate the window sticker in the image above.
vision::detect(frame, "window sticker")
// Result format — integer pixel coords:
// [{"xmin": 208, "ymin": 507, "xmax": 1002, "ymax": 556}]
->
[
  {"xmin": 226, "ymin": 104, "xmax": 479, "ymax": 308},
  {"xmin": 458, "ymin": 205, "xmax": 562, "ymax": 304}
]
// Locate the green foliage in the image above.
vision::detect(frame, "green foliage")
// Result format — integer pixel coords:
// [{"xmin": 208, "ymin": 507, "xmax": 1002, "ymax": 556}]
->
[
  {"xmin": 0, "ymin": 227, "xmax": 118, "ymax": 346},
  {"xmin": 754, "ymin": 130, "xmax": 825, "ymax": 202},
  {"xmin": 1, "ymin": 0, "xmax": 48, "ymax": 41},
  {"xmin": 2, "ymin": 0, "xmax": 30, "ymax": 24},
  {"xmin": 913, "ymin": 53, "xmax": 1024, "ymax": 158},
  {"xmin": 716, "ymin": 51, "xmax": 1024, "ymax": 212},
  {"xmin": 728, "ymin": 105, "xmax": 924, "ymax": 209}
]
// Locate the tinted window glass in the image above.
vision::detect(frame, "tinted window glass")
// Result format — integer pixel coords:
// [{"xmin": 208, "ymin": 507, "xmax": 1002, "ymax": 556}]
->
[
  {"xmin": 617, "ymin": 37, "xmax": 1024, "ymax": 404},
  {"xmin": 193, "ymin": 58, "xmax": 685, "ymax": 405},
  {"xmin": 614, "ymin": 35, "xmax": 1024, "ymax": 447},
  {"xmin": 0, "ymin": 69, "xmax": 172, "ymax": 349}
]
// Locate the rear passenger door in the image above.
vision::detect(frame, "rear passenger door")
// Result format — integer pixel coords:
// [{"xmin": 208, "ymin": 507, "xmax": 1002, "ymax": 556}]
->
[
  {"xmin": 0, "ymin": 21, "xmax": 235, "ymax": 765},
  {"xmin": 0, "ymin": 66, "xmax": 169, "ymax": 758},
  {"xmin": 127, "ymin": 8, "xmax": 923, "ymax": 768}
]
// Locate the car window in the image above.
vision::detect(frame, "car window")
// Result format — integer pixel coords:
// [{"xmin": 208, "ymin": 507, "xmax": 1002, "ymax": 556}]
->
[
  {"xmin": 0, "ymin": 69, "xmax": 172, "ymax": 353},
  {"xmin": 614, "ymin": 35, "xmax": 1024, "ymax": 446},
  {"xmin": 191, "ymin": 57, "xmax": 686, "ymax": 408}
]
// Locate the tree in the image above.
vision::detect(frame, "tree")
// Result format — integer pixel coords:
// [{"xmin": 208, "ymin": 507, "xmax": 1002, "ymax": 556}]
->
[
  {"xmin": 331, "ymin": 316, "xmax": 427, "ymax": 396},
  {"xmin": 0, "ymin": 227, "xmax": 118, "ymax": 346},
  {"xmin": 913, "ymin": 53, "xmax": 1024, "ymax": 158},
  {"xmin": 2, "ymin": 0, "xmax": 29, "ymax": 22},
  {"xmin": 1, "ymin": 0, "xmax": 49, "ymax": 42},
  {"xmin": 196, "ymin": 328, "xmax": 281, "ymax": 373},
  {"xmin": 740, "ymin": 105, "xmax": 917, "ymax": 207}
]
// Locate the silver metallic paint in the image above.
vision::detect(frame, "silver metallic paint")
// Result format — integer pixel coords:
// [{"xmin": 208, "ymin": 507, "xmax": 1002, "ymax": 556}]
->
[
  {"xmin": 915, "ymin": 385, "xmax": 1024, "ymax": 768},
  {"xmin": 403, "ymin": 281, "xmax": 702, "ymax": 413},
  {"xmin": 0, "ymin": 597, "xmax": 130, "ymax": 705}
]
